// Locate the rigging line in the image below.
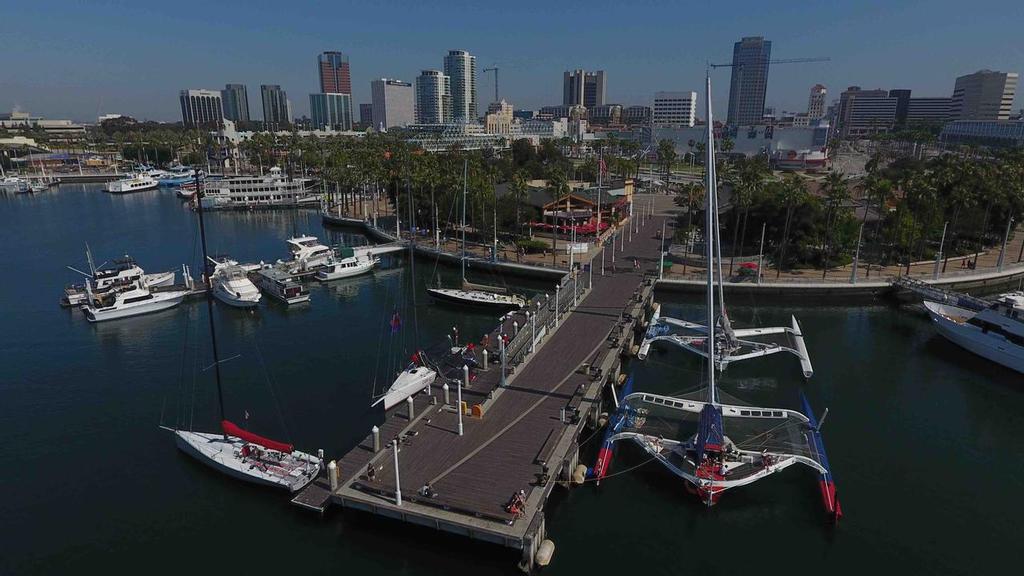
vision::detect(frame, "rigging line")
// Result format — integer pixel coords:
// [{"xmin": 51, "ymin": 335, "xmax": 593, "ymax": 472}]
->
[
  {"xmin": 174, "ymin": 291, "xmax": 193, "ymax": 429},
  {"xmin": 250, "ymin": 333, "xmax": 293, "ymax": 442},
  {"xmin": 186, "ymin": 212, "xmax": 202, "ymax": 432}
]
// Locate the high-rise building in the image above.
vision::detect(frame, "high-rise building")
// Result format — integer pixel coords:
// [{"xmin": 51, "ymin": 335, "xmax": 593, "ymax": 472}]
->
[
  {"xmin": 653, "ymin": 91, "xmax": 697, "ymax": 127},
  {"xmin": 309, "ymin": 93, "xmax": 353, "ymax": 131},
  {"xmin": 443, "ymin": 50, "xmax": 477, "ymax": 120},
  {"xmin": 807, "ymin": 84, "xmax": 827, "ymax": 119},
  {"xmin": 837, "ymin": 86, "xmax": 897, "ymax": 138},
  {"xmin": 562, "ymin": 70, "xmax": 606, "ymax": 108},
  {"xmin": 260, "ymin": 85, "xmax": 290, "ymax": 129},
  {"xmin": 415, "ymin": 70, "xmax": 451, "ymax": 124},
  {"xmin": 179, "ymin": 89, "xmax": 224, "ymax": 128},
  {"xmin": 371, "ymin": 78, "xmax": 415, "ymax": 129},
  {"xmin": 950, "ymin": 69, "xmax": 1019, "ymax": 121},
  {"xmin": 906, "ymin": 97, "xmax": 952, "ymax": 124},
  {"xmin": 484, "ymin": 100, "xmax": 514, "ymax": 135},
  {"xmin": 888, "ymin": 89, "xmax": 912, "ymax": 124},
  {"xmin": 359, "ymin": 103, "xmax": 373, "ymax": 126},
  {"xmin": 221, "ymin": 84, "xmax": 250, "ymax": 124},
  {"xmin": 318, "ymin": 51, "xmax": 352, "ymax": 95},
  {"xmin": 726, "ymin": 36, "xmax": 772, "ymax": 126}
]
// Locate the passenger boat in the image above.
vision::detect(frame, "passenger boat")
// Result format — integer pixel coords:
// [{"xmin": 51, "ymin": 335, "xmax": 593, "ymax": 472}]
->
[
  {"xmin": 284, "ymin": 235, "xmax": 334, "ymax": 273},
  {"xmin": 105, "ymin": 173, "xmax": 159, "ymax": 193},
  {"xmin": 209, "ymin": 258, "xmax": 261, "ymax": 308},
  {"xmin": 924, "ymin": 293, "xmax": 1024, "ymax": 374},
  {"xmin": 82, "ymin": 279, "xmax": 189, "ymax": 322},
  {"xmin": 198, "ymin": 167, "xmax": 316, "ymax": 210},
  {"xmin": 315, "ymin": 248, "xmax": 379, "ymax": 281},
  {"xmin": 253, "ymin": 266, "xmax": 310, "ymax": 304},
  {"xmin": 168, "ymin": 174, "xmax": 320, "ymax": 492}
]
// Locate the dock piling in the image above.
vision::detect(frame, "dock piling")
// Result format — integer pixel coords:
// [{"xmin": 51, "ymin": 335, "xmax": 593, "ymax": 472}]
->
[
  {"xmin": 393, "ymin": 440, "xmax": 402, "ymax": 506},
  {"xmin": 443, "ymin": 382, "xmax": 450, "ymax": 405},
  {"xmin": 407, "ymin": 396, "xmax": 415, "ymax": 420},
  {"xmin": 328, "ymin": 460, "xmax": 338, "ymax": 490},
  {"xmin": 458, "ymin": 368, "xmax": 466, "ymax": 436},
  {"xmin": 372, "ymin": 426, "xmax": 381, "ymax": 452}
]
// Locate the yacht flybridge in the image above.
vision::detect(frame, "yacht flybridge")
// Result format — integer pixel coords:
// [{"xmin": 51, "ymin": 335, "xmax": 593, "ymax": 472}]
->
[
  {"xmin": 924, "ymin": 292, "xmax": 1024, "ymax": 374},
  {"xmin": 284, "ymin": 235, "xmax": 334, "ymax": 273},
  {"xmin": 590, "ymin": 71, "xmax": 841, "ymax": 521}
]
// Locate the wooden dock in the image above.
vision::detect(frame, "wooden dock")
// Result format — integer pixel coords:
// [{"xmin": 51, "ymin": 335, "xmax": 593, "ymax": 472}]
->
[{"xmin": 295, "ymin": 211, "xmax": 668, "ymax": 571}]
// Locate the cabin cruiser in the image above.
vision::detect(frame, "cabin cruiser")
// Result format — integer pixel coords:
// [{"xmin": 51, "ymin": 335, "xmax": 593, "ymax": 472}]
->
[
  {"xmin": 209, "ymin": 258, "xmax": 261, "ymax": 308},
  {"xmin": 284, "ymin": 235, "xmax": 333, "ymax": 273},
  {"xmin": 105, "ymin": 173, "xmax": 159, "ymax": 193},
  {"xmin": 82, "ymin": 279, "xmax": 190, "ymax": 322},
  {"xmin": 253, "ymin": 265, "xmax": 310, "ymax": 305},
  {"xmin": 158, "ymin": 166, "xmax": 196, "ymax": 186},
  {"xmin": 924, "ymin": 292, "xmax": 1024, "ymax": 374},
  {"xmin": 63, "ymin": 253, "xmax": 176, "ymax": 306},
  {"xmin": 315, "ymin": 248, "xmax": 379, "ymax": 282}
]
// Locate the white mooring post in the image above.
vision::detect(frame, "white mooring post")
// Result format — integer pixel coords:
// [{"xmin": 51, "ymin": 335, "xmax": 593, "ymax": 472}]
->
[
  {"xmin": 530, "ymin": 310, "xmax": 536, "ymax": 353},
  {"xmin": 483, "ymin": 348, "xmax": 489, "ymax": 370},
  {"xmin": 393, "ymin": 440, "xmax": 402, "ymax": 506},
  {"xmin": 442, "ymin": 382, "xmax": 450, "ymax": 405},
  {"xmin": 458, "ymin": 365, "xmax": 467, "ymax": 436},
  {"xmin": 555, "ymin": 284, "xmax": 561, "ymax": 328},
  {"xmin": 500, "ymin": 336, "xmax": 507, "ymax": 387},
  {"xmin": 372, "ymin": 425, "xmax": 381, "ymax": 452},
  {"xmin": 406, "ymin": 396, "xmax": 415, "ymax": 420}
]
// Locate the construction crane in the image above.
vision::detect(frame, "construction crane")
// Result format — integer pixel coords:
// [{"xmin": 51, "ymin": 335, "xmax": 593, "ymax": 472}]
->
[
  {"xmin": 709, "ymin": 56, "xmax": 830, "ymax": 69},
  {"xmin": 483, "ymin": 66, "xmax": 499, "ymax": 103}
]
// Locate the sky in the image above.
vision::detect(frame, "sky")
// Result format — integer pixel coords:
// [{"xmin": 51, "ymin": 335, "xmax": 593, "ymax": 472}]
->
[{"xmin": 2, "ymin": 0, "xmax": 1023, "ymax": 123}]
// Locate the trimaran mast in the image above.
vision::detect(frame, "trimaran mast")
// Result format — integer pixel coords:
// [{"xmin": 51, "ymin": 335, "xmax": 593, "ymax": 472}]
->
[
  {"xmin": 194, "ymin": 171, "xmax": 227, "ymax": 435},
  {"xmin": 704, "ymin": 70, "xmax": 718, "ymax": 406}
]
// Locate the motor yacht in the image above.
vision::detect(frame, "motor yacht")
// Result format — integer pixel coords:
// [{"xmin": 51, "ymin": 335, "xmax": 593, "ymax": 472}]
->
[
  {"xmin": 209, "ymin": 258, "xmax": 261, "ymax": 308},
  {"xmin": 924, "ymin": 292, "xmax": 1024, "ymax": 374}
]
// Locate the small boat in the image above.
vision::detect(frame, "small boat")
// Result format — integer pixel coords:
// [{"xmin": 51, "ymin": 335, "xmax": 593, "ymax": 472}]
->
[
  {"xmin": 158, "ymin": 166, "xmax": 196, "ymax": 186},
  {"xmin": 924, "ymin": 293, "xmax": 1024, "ymax": 374},
  {"xmin": 374, "ymin": 353, "xmax": 437, "ymax": 410},
  {"xmin": 82, "ymin": 279, "xmax": 189, "ymax": 322},
  {"xmin": 315, "ymin": 248, "xmax": 379, "ymax": 282},
  {"xmin": 284, "ymin": 235, "xmax": 334, "ymax": 273},
  {"xmin": 253, "ymin": 266, "xmax": 310, "ymax": 305},
  {"xmin": 176, "ymin": 181, "xmax": 197, "ymax": 199},
  {"xmin": 209, "ymin": 258, "xmax": 261, "ymax": 308},
  {"xmin": 105, "ymin": 173, "xmax": 159, "ymax": 193}
]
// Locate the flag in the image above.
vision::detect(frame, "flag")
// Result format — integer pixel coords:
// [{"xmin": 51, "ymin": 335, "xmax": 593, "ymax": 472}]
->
[
  {"xmin": 411, "ymin": 351, "xmax": 420, "ymax": 364},
  {"xmin": 390, "ymin": 308, "xmax": 402, "ymax": 334}
]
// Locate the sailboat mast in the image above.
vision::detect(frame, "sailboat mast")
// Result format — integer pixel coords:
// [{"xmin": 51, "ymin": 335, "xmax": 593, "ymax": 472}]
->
[
  {"xmin": 194, "ymin": 172, "xmax": 227, "ymax": 429},
  {"xmin": 461, "ymin": 159, "xmax": 468, "ymax": 283},
  {"xmin": 704, "ymin": 70, "xmax": 717, "ymax": 405}
]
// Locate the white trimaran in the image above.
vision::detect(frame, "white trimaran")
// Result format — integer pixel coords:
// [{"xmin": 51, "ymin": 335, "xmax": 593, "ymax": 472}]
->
[
  {"xmin": 166, "ymin": 172, "xmax": 320, "ymax": 492},
  {"xmin": 600, "ymin": 71, "xmax": 841, "ymax": 519},
  {"xmin": 427, "ymin": 160, "xmax": 525, "ymax": 310}
]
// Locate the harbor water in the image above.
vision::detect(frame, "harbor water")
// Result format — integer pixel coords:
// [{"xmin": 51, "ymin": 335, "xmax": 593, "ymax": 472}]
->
[{"xmin": 1, "ymin": 185, "xmax": 1020, "ymax": 574}]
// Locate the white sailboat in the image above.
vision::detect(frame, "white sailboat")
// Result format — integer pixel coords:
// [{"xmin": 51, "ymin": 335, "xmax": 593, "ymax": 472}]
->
[
  {"xmin": 209, "ymin": 257, "xmax": 262, "ymax": 308},
  {"xmin": 924, "ymin": 292, "xmax": 1024, "ymax": 373},
  {"xmin": 426, "ymin": 160, "xmax": 525, "ymax": 310},
  {"xmin": 169, "ymin": 172, "xmax": 320, "ymax": 492}
]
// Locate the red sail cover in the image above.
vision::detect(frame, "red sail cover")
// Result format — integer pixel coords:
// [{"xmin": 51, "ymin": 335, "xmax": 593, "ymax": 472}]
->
[{"xmin": 221, "ymin": 420, "xmax": 294, "ymax": 453}]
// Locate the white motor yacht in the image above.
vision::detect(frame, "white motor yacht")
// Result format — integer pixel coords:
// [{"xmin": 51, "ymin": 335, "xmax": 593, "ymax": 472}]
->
[
  {"xmin": 63, "ymin": 251, "xmax": 176, "ymax": 306},
  {"xmin": 924, "ymin": 292, "xmax": 1024, "ymax": 374},
  {"xmin": 315, "ymin": 248, "xmax": 379, "ymax": 282},
  {"xmin": 285, "ymin": 235, "xmax": 334, "ymax": 273},
  {"xmin": 106, "ymin": 173, "xmax": 159, "ymax": 193},
  {"xmin": 1, "ymin": 176, "xmax": 30, "ymax": 194},
  {"xmin": 209, "ymin": 258, "xmax": 261, "ymax": 308},
  {"xmin": 82, "ymin": 280, "xmax": 189, "ymax": 322}
]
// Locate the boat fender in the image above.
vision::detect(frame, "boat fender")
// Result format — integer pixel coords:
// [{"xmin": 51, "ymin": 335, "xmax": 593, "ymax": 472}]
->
[
  {"xmin": 535, "ymin": 540, "xmax": 555, "ymax": 567},
  {"xmin": 572, "ymin": 464, "xmax": 587, "ymax": 485}
]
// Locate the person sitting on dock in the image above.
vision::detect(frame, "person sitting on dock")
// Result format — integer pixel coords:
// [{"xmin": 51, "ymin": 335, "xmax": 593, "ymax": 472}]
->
[
  {"xmin": 419, "ymin": 483, "xmax": 436, "ymax": 498},
  {"xmin": 366, "ymin": 463, "xmax": 376, "ymax": 482}
]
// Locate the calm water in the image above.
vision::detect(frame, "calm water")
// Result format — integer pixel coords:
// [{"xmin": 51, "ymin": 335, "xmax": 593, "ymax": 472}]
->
[{"xmin": 1, "ymin": 185, "xmax": 1021, "ymax": 574}]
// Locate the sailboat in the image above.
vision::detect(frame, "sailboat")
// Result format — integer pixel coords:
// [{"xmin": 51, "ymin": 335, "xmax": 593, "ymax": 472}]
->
[
  {"xmin": 426, "ymin": 160, "xmax": 525, "ymax": 310},
  {"xmin": 168, "ymin": 172, "xmax": 320, "ymax": 492},
  {"xmin": 591, "ymin": 72, "xmax": 841, "ymax": 520}
]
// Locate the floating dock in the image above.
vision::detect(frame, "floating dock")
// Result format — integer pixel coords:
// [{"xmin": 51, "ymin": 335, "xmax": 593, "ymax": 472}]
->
[{"xmin": 294, "ymin": 214, "xmax": 666, "ymax": 572}]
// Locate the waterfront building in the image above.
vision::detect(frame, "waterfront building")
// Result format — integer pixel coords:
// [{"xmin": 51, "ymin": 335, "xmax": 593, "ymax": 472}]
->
[
  {"xmin": 444, "ymin": 50, "xmax": 477, "ymax": 121},
  {"xmin": 563, "ymin": 70, "xmax": 606, "ymax": 108},
  {"xmin": 510, "ymin": 118, "xmax": 569, "ymax": 142},
  {"xmin": 179, "ymin": 89, "xmax": 224, "ymax": 128},
  {"xmin": 888, "ymin": 89, "xmax": 912, "ymax": 124},
  {"xmin": 309, "ymin": 93, "xmax": 353, "ymax": 131},
  {"xmin": 261, "ymin": 85, "xmax": 290, "ymax": 129},
  {"xmin": 405, "ymin": 122, "xmax": 507, "ymax": 152},
  {"xmin": 221, "ymin": 84, "xmax": 250, "ymax": 124},
  {"xmin": 589, "ymin": 104, "xmax": 623, "ymax": 126},
  {"xmin": 653, "ymin": 91, "xmax": 697, "ymax": 127},
  {"xmin": 371, "ymin": 78, "xmax": 415, "ymax": 129},
  {"xmin": 623, "ymin": 105, "xmax": 652, "ymax": 126},
  {"xmin": 654, "ymin": 123, "xmax": 830, "ymax": 168},
  {"xmin": 837, "ymin": 86, "xmax": 897, "ymax": 138},
  {"xmin": 727, "ymin": 36, "xmax": 772, "ymax": 126},
  {"xmin": 807, "ymin": 84, "xmax": 827, "ymax": 119},
  {"xmin": 906, "ymin": 97, "xmax": 952, "ymax": 125},
  {"xmin": 940, "ymin": 120, "xmax": 1024, "ymax": 148},
  {"xmin": 485, "ymin": 100, "xmax": 514, "ymax": 135},
  {"xmin": 513, "ymin": 109, "xmax": 535, "ymax": 121},
  {"xmin": 415, "ymin": 70, "xmax": 452, "ymax": 124},
  {"xmin": 318, "ymin": 51, "xmax": 352, "ymax": 95},
  {"xmin": 950, "ymin": 69, "xmax": 1019, "ymax": 121},
  {"xmin": 539, "ymin": 105, "xmax": 571, "ymax": 119}
]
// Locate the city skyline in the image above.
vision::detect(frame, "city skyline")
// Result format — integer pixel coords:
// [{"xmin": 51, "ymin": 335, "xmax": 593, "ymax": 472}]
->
[{"xmin": 3, "ymin": 0, "xmax": 1023, "ymax": 123}]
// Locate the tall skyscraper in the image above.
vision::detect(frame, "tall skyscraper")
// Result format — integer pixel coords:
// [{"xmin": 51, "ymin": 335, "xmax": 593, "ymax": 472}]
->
[
  {"xmin": 371, "ymin": 78, "xmax": 415, "ymax": 129},
  {"xmin": 179, "ymin": 89, "xmax": 224, "ymax": 127},
  {"xmin": 221, "ymin": 84, "xmax": 250, "ymax": 123},
  {"xmin": 319, "ymin": 51, "xmax": 352, "ymax": 95},
  {"xmin": 726, "ymin": 36, "xmax": 772, "ymax": 126},
  {"xmin": 310, "ymin": 93, "xmax": 353, "ymax": 131},
  {"xmin": 807, "ymin": 84, "xmax": 827, "ymax": 119},
  {"xmin": 563, "ymin": 70, "xmax": 606, "ymax": 108},
  {"xmin": 415, "ymin": 70, "xmax": 451, "ymax": 124},
  {"xmin": 837, "ymin": 86, "xmax": 897, "ymax": 138},
  {"xmin": 443, "ymin": 50, "xmax": 477, "ymax": 120},
  {"xmin": 950, "ymin": 69, "xmax": 1019, "ymax": 121},
  {"xmin": 260, "ymin": 85, "xmax": 289, "ymax": 129},
  {"xmin": 653, "ymin": 91, "xmax": 697, "ymax": 127}
]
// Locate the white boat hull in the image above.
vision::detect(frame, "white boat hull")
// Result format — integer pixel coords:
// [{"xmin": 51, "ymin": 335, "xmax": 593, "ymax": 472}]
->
[
  {"xmin": 924, "ymin": 301, "xmax": 1024, "ymax": 374},
  {"xmin": 377, "ymin": 367, "xmax": 437, "ymax": 410},
  {"xmin": 213, "ymin": 283, "xmax": 261, "ymax": 308},
  {"xmin": 315, "ymin": 258, "xmax": 377, "ymax": 281},
  {"xmin": 174, "ymin": 430, "xmax": 320, "ymax": 492},
  {"xmin": 84, "ymin": 290, "xmax": 187, "ymax": 322},
  {"xmin": 427, "ymin": 287, "xmax": 524, "ymax": 309}
]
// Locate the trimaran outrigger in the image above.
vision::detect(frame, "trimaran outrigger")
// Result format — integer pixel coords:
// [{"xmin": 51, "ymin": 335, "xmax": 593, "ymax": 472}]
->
[
  {"xmin": 163, "ymin": 171, "xmax": 320, "ymax": 492},
  {"xmin": 589, "ymin": 71, "xmax": 841, "ymax": 521}
]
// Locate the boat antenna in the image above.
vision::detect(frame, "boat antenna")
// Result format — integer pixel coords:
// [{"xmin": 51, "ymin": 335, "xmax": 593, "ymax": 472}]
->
[
  {"xmin": 704, "ymin": 68, "xmax": 717, "ymax": 406},
  {"xmin": 461, "ymin": 158, "xmax": 468, "ymax": 284},
  {"xmin": 194, "ymin": 170, "xmax": 227, "ymax": 434}
]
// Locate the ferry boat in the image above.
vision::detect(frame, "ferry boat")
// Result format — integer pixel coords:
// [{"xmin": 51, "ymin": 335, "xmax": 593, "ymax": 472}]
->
[
  {"xmin": 199, "ymin": 167, "xmax": 316, "ymax": 210},
  {"xmin": 315, "ymin": 248, "xmax": 379, "ymax": 281},
  {"xmin": 63, "ymin": 250, "xmax": 176, "ymax": 306},
  {"xmin": 106, "ymin": 173, "xmax": 159, "ymax": 193},
  {"xmin": 284, "ymin": 235, "xmax": 334, "ymax": 273},
  {"xmin": 209, "ymin": 258, "xmax": 261, "ymax": 308},
  {"xmin": 82, "ymin": 279, "xmax": 190, "ymax": 322},
  {"xmin": 253, "ymin": 266, "xmax": 310, "ymax": 305},
  {"xmin": 158, "ymin": 166, "xmax": 196, "ymax": 186},
  {"xmin": 924, "ymin": 292, "xmax": 1024, "ymax": 374}
]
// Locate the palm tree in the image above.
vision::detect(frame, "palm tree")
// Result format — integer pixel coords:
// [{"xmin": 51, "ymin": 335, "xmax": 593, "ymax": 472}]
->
[
  {"xmin": 775, "ymin": 173, "xmax": 808, "ymax": 278},
  {"xmin": 820, "ymin": 171, "xmax": 850, "ymax": 278},
  {"xmin": 656, "ymin": 139, "xmax": 677, "ymax": 181},
  {"xmin": 546, "ymin": 169, "xmax": 570, "ymax": 266},
  {"xmin": 510, "ymin": 169, "xmax": 529, "ymax": 242}
]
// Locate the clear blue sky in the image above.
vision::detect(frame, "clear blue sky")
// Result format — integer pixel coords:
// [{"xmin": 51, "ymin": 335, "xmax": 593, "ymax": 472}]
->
[{"xmin": 2, "ymin": 0, "xmax": 1022, "ymax": 122}]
